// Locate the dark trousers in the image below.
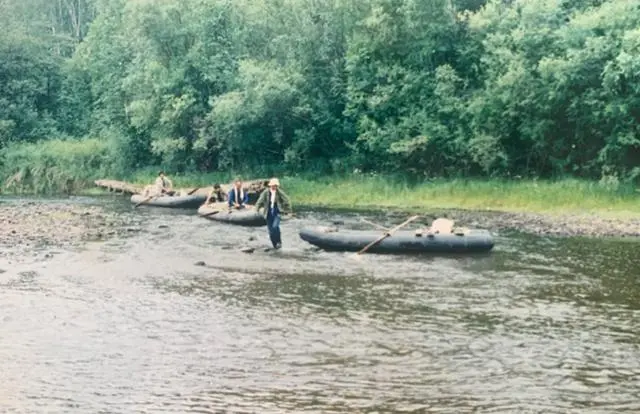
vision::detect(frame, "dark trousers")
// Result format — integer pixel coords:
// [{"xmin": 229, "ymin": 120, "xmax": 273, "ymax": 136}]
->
[{"xmin": 266, "ymin": 212, "xmax": 281, "ymax": 248}]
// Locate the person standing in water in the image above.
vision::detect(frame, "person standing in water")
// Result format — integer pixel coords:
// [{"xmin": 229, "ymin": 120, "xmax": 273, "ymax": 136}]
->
[
  {"xmin": 227, "ymin": 178, "xmax": 248, "ymax": 209},
  {"xmin": 255, "ymin": 178, "xmax": 291, "ymax": 249}
]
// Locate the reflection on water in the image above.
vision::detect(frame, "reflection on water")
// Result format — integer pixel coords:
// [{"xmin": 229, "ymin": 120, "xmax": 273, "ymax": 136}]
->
[{"xmin": 0, "ymin": 196, "xmax": 639, "ymax": 413}]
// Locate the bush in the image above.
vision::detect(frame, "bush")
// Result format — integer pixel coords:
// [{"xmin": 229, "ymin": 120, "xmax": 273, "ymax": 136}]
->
[{"xmin": 0, "ymin": 138, "xmax": 119, "ymax": 194}]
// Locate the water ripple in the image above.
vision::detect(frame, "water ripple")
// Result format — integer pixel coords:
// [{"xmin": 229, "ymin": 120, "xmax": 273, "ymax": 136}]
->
[{"xmin": 0, "ymin": 202, "xmax": 639, "ymax": 413}]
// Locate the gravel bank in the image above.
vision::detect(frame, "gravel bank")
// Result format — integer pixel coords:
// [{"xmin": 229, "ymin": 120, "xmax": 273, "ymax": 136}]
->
[
  {"xmin": 0, "ymin": 200, "xmax": 143, "ymax": 260},
  {"xmin": 420, "ymin": 208, "xmax": 640, "ymax": 238}
]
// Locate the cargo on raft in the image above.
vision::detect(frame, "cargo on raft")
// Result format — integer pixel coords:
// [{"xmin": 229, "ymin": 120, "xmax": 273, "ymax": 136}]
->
[
  {"xmin": 298, "ymin": 226, "xmax": 495, "ymax": 254},
  {"xmin": 130, "ymin": 193, "xmax": 207, "ymax": 209},
  {"xmin": 197, "ymin": 203, "xmax": 266, "ymax": 226}
]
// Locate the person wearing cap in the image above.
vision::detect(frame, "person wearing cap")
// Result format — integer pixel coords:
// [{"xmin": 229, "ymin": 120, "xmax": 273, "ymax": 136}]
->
[
  {"xmin": 255, "ymin": 177, "xmax": 292, "ymax": 249},
  {"xmin": 227, "ymin": 178, "xmax": 248, "ymax": 209},
  {"xmin": 205, "ymin": 183, "xmax": 226, "ymax": 204}
]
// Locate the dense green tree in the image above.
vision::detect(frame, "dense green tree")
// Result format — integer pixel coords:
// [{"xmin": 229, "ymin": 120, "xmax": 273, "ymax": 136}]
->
[{"xmin": 0, "ymin": 0, "xmax": 638, "ymax": 184}]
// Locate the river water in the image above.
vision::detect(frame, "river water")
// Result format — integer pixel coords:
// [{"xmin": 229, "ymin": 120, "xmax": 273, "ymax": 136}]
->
[{"xmin": 1, "ymin": 196, "xmax": 639, "ymax": 413}]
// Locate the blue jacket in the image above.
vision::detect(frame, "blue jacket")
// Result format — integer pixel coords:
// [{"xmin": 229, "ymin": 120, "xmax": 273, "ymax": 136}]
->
[{"xmin": 227, "ymin": 187, "xmax": 249, "ymax": 207}]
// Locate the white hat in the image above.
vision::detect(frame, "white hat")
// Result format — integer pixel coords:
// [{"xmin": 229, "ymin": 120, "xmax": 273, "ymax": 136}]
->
[{"xmin": 268, "ymin": 178, "xmax": 280, "ymax": 187}]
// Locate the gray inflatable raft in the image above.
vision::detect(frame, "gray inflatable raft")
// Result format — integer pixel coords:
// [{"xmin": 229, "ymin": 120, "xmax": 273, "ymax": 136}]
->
[
  {"xmin": 197, "ymin": 203, "xmax": 266, "ymax": 226},
  {"xmin": 299, "ymin": 226, "xmax": 494, "ymax": 254},
  {"xmin": 130, "ymin": 193, "xmax": 207, "ymax": 209}
]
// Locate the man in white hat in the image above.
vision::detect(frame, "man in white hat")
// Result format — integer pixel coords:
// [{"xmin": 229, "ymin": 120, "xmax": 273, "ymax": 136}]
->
[{"xmin": 255, "ymin": 177, "xmax": 292, "ymax": 249}]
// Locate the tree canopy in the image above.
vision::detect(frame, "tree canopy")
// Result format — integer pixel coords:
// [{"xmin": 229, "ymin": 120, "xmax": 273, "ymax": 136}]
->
[{"xmin": 1, "ymin": 0, "xmax": 638, "ymax": 183}]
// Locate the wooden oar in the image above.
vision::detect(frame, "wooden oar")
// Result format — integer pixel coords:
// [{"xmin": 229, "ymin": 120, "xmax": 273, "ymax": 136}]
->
[
  {"xmin": 355, "ymin": 215, "xmax": 420, "ymax": 256},
  {"xmin": 186, "ymin": 187, "xmax": 200, "ymax": 195},
  {"xmin": 201, "ymin": 205, "xmax": 235, "ymax": 218},
  {"xmin": 134, "ymin": 195, "xmax": 156, "ymax": 208},
  {"xmin": 201, "ymin": 209, "xmax": 223, "ymax": 218},
  {"xmin": 359, "ymin": 217, "xmax": 390, "ymax": 232}
]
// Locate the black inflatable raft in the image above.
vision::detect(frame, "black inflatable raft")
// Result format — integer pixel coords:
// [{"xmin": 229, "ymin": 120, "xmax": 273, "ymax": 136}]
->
[
  {"xmin": 299, "ymin": 226, "xmax": 494, "ymax": 254},
  {"xmin": 130, "ymin": 193, "xmax": 207, "ymax": 209},
  {"xmin": 197, "ymin": 203, "xmax": 266, "ymax": 226}
]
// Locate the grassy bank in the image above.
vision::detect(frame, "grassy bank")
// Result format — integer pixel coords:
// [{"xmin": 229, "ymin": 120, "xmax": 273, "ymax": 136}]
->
[
  {"xmin": 123, "ymin": 173, "xmax": 640, "ymax": 217},
  {"xmin": 0, "ymin": 138, "xmax": 637, "ymax": 217},
  {"xmin": 0, "ymin": 138, "xmax": 116, "ymax": 195},
  {"xmin": 289, "ymin": 177, "xmax": 640, "ymax": 217}
]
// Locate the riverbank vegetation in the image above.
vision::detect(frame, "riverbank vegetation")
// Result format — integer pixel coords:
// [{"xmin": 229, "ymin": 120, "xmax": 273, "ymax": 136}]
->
[
  {"xmin": 118, "ymin": 173, "xmax": 640, "ymax": 217},
  {"xmin": 0, "ymin": 0, "xmax": 638, "ymax": 211},
  {"xmin": 284, "ymin": 176, "xmax": 640, "ymax": 216}
]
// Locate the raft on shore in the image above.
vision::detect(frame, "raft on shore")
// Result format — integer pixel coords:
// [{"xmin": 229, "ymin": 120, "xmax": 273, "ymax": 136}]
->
[
  {"xmin": 130, "ymin": 193, "xmax": 207, "ymax": 209},
  {"xmin": 96, "ymin": 178, "xmax": 269, "ymax": 202},
  {"xmin": 197, "ymin": 203, "xmax": 266, "ymax": 226},
  {"xmin": 299, "ymin": 226, "xmax": 495, "ymax": 254}
]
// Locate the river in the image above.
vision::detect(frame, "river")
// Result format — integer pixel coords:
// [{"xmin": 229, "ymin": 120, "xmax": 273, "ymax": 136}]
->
[{"xmin": 1, "ymin": 196, "xmax": 639, "ymax": 413}]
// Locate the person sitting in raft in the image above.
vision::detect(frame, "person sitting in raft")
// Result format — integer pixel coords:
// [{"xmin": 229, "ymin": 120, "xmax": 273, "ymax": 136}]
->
[
  {"xmin": 205, "ymin": 183, "xmax": 226, "ymax": 204},
  {"xmin": 255, "ymin": 177, "xmax": 292, "ymax": 249},
  {"xmin": 228, "ymin": 178, "xmax": 248, "ymax": 209},
  {"xmin": 154, "ymin": 171, "xmax": 174, "ymax": 196}
]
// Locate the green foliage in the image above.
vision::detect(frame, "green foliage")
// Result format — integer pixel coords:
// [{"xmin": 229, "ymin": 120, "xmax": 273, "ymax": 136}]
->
[
  {"xmin": 284, "ymin": 175, "xmax": 640, "ymax": 215},
  {"xmin": 196, "ymin": 59, "xmax": 309, "ymax": 170},
  {"xmin": 121, "ymin": 172, "xmax": 640, "ymax": 216},
  {"xmin": 0, "ymin": 138, "xmax": 118, "ymax": 194},
  {"xmin": 0, "ymin": 0, "xmax": 639, "ymax": 192},
  {"xmin": 0, "ymin": 34, "xmax": 62, "ymax": 144},
  {"xmin": 467, "ymin": 0, "xmax": 640, "ymax": 180}
]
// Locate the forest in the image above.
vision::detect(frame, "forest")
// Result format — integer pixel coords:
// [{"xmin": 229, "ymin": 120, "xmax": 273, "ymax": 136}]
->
[{"xmin": 0, "ymin": 0, "xmax": 639, "ymax": 193}]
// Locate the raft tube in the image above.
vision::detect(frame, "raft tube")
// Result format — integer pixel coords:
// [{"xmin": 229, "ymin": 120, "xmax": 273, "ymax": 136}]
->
[
  {"xmin": 130, "ymin": 193, "xmax": 207, "ymax": 209},
  {"xmin": 299, "ymin": 226, "xmax": 494, "ymax": 254},
  {"xmin": 197, "ymin": 203, "xmax": 266, "ymax": 227}
]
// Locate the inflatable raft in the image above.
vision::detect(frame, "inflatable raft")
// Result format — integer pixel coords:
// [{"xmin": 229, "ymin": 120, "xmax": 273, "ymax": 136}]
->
[
  {"xmin": 197, "ymin": 203, "xmax": 266, "ymax": 226},
  {"xmin": 130, "ymin": 193, "xmax": 207, "ymax": 209},
  {"xmin": 299, "ymin": 226, "xmax": 494, "ymax": 254}
]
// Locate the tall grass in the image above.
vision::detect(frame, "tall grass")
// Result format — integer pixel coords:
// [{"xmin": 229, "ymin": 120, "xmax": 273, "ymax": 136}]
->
[
  {"xmin": 125, "ymin": 172, "xmax": 640, "ymax": 216},
  {"xmin": 0, "ymin": 138, "xmax": 117, "ymax": 194},
  {"xmin": 2, "ymin": 141, "xmax": 638, "ymax": 217},
  {"xmin": 284, "ymin": 175, "xmax": 640, "ymax": 216}
]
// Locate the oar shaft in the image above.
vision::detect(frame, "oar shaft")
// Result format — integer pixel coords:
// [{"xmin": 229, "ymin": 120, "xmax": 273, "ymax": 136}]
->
[
  {"xmin": 134, "ymin": 196, "xmax": 154, "ymax": 208},
  {"xmin": 360, "ymin": 218, "xmax": 389, "ymax": 232},
  {"xmin": 356, "ymin": 215, "xmax": 419, "ymax": 255}
]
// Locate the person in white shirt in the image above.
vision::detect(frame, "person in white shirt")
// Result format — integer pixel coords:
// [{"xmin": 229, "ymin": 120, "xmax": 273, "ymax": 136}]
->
[{"xmin": 227, "ymin": 178, "xmax": 248, "ymax": 209}]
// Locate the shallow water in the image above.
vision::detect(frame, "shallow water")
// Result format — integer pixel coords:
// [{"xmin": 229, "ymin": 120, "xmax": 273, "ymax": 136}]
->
[{"xmin": 1, "ymin": 196, "xmax": 639, "ymax": 413}]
